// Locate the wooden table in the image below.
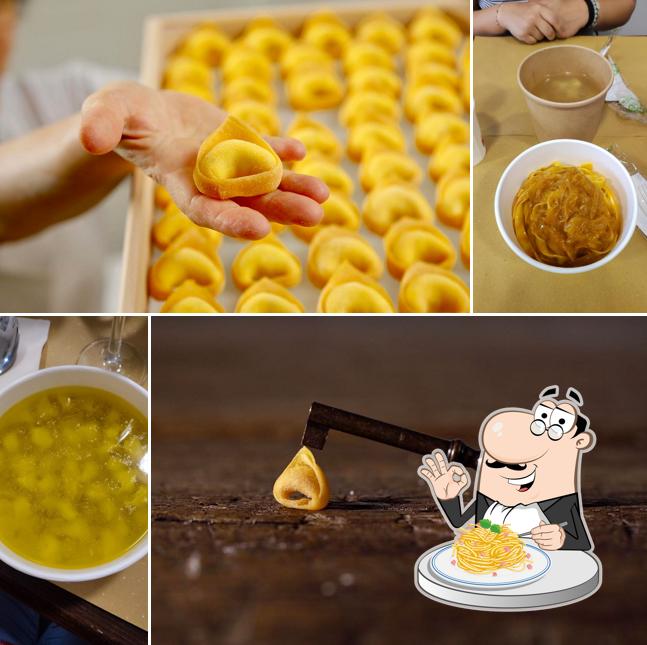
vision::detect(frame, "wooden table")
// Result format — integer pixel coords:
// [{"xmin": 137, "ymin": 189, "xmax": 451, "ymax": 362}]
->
[
  {"xmin": 151, "ymin": 316, "xmax": 647, "ymax": 644},
  {"xmin": 473, "ymin": 36, "xmax": 647, "ymax": 313},
  {"xmin": 0, "ymin": 316, "xmax": 148, "ymax": 644}
]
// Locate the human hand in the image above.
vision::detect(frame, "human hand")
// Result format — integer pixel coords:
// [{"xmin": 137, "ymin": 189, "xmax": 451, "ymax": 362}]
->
[
  {"xmin": 531, "ymin": 0, "xmax": 590, "ymax": 39},
  {"xmin": 418, "ymin": 450, "xmax": 470, "ymax": 501},
  {"xmin": 79, "ymin": 82, "xmax": 328, "ymax": 239},
  {"xmin": 497, "ymin": 2, "xmax": 558, "ymax": 44},
  {"xmin": 530, "ymin": 521, "xmax": 566, "ymax": 550}
]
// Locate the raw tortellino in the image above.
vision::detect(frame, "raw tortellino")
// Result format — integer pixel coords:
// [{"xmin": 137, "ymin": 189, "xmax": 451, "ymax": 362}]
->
[
  {"xmin": 152, "ymin": 203, "xmax": 193, "ymax": 250},
  {"xmin": 362, "ymin": 184, "xmax": 434, "ymax": 236},
  {"xmin": 461, "ymin": 216, "xmax": 470, "ymax": 269},
  {"xmin": 355, "ymin": 12, "xmax": 405, "ymax": 54},
  {"xmin": 348, "ymin": 66, "xmax": 402, "ymax": 99},
  {"xmin": 359, "ymin": 151, "xmax": 422, "ymax": 193},
  {"xmin": 226, "ymin": 100, "xmax": 281, "ymax": 136},
  {"xmin": 339, "ymin": 91, "xmax": 400, "ymax": 128},
  {"xmin": 235, "ymin": 278, "xmax": 304, "ymax": 313},
  {"xmin": 308, "ymin": 227, "xmax": 383, "ymax": 288},
  {"xmin": 398, "ymin": 262, "xmax": 469, "ymax": 314},
  {"xmin": 193, "ymin": 116, "xmax": 282, "ymax": 200},
  {"xmin": 347, "ymin": 121, "xmax": 405, "ymax": 162},
  {"xmin": 291, "ymin": 158, "xmax": 354, "ymax": 196},
  {"xmin": 231, "ymin": 235, "xmax": 302, "ymax": 290},
  {"xmin": 406, "ymin": 41, "xmax": 456, "ymax": 73},
  {"xmin": 408, "ymin": 62, "xmax": 459, "ymax": 92},
  {"xmin": 154, "ymin": 185, "xmax": 172, "ymax": 209},
  {"xmin": 292, "ymin": 191, "xmax": 360, "ymax": 243},
  {"xmin": 384, "ymin": 218, "xmax": 456, "ymax": 280},
  {"xmin": 279, "ymin": 43, "xmax": 334, "ymax": 78},
  {"xmin": 317, "ymin": 262, "xmax": 394, "ymax": 314},
  {"xmin": 286, "ymin": 69, "xmax": 344, "ymax": 111},
  {"xmin": 149, "ymin": 229, "xmax": 225, "ymax": 301},
  {"xmin": 178, "ymin": 23, "xmax": 231, "ymax": 66},
  {"xmin": 404, "ymin": 85, "xmax": 463, "ymax": 123},
  {"xmin": 428, "ymin": 143, "xmax": 470, "ymax": 182},
  {"xmin": 242, "ymin": 17, "xmax": 293, "ymax": 61},
  {"xmin": 221, "ymin": 77, "xmax": 276, "ymax": 109},
  {"xmin": 343, "ymin": 42, "xmax": 394, "ymax": 75},
  {"xmin": 435, "ymin": 169, "xmax": 470, "ymax": 229},
  {"xmin": 221, "ymin": 46, "xmax": 273, "ymax": 84},
  {"xmin": 408, "ymin": 8, "xmax": 463, "ymax": 48},
  {"xmin": 287, "ymin": 114, "xmax": 342, "ymax": 162},
  {"xmin": 160, "ymin": 280, "xmax": 224, "ymax": 314},
  {"xmin": 273, "ymin": 447, "xmax": 329, "ymax": 511},
  {"xmin": 415, "ymin": 112, "xmax": 469, "ymax": 154},
  {"xmin": 301, "ymin": 12, "xmax": 351, "ymax": 59},
  {"xmin": 163, "ymin": 56, "xmax": 213, "ymax": 90}
]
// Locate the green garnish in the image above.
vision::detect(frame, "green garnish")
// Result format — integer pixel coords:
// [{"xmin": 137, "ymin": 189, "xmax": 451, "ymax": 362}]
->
[
  {"xmin": 479, "ymin": 519, "xmax": 491, "ymax": 529},
  {"xmin": 490, "ymin": 524, "xmax": 502, "ymax": 533}
]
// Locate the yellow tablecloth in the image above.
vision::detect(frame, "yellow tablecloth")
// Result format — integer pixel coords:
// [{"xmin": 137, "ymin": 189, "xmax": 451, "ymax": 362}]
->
[{"xmin": 473, "ymin": 36, "xmax": 647, "ymax": 313}]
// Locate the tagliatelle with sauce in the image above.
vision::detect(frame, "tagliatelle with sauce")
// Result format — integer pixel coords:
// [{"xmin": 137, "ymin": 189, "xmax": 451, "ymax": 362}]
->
[{"xmin": 512, "ymin": 162, "xmax": 621, "ymax": 268}]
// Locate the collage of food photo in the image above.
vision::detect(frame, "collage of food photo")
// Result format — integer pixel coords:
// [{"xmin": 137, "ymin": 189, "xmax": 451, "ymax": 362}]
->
[{"xmin": 0, "ymin": 1, "xmax": 645, "ymax": 644}]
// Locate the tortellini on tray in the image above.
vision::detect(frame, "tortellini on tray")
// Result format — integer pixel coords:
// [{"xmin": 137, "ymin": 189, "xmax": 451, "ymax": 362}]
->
[
  {"xmin": 355, "ymin": 12, "xmax": 405, "ymax": 54},
  {"xmin": 399, "ymin": 262, "xmax": 469, "ymax": 314},
  {"xmin": 301, "ymin": 12, "xmax": 351, "ymax": 59},
  {"xmin": 415, "ymin": 112, "xmax": 469, "ymax": 155},
  {"xmin": 348, "ymin": 66, "xmax": 401, "ymax": 99},
  {"xmin": 339, "ymin": 91, "xmax": 400, "ymax": 128},
  {"xmin": 404, "ymin": 85, "xmax": 463, "ymax": 123},
  {"xmin": 221, "ymin": 76, "xmax": 276, "ymax": 109},
  {"xmin": 428, "ymin": 143, "xmax": 470, "ymax": 183},
  {"xmin": 160, "ymin": 279, "xmax": 224, "ymax": 313},
  {"xmin": 287, "ymin": 114, "xmax": 342, "ymax": 161},
  {"xmin": 221, "ymin": 45, "xmax": 273, "ymax": 84},
  {"xmin": 163, "ymin": 56, "xmax": 213, "ymax": 90},
  {"xmin": 226, "ymin": 100, "xmax": 281, "ymax": 136},
  {"xmin": 408, "ymin": 8, "xmax": 463, "ymax": 48},
  {"xmin": 273, "ymin": 447, "xmax": 329, "ymax": 511},
  {"xmin": 292, "ymin": 191, "xmax": 360, "ymax": 243},
  {"xmin": 286, "ymin": 69, "xmax": 344, "ymax": 111},
  {"xmin": 178, "ymin": 23, "xmax": 231, "ymax": 66},
  {"xmin": 359, "ymin": 151, "xmax": 422, "ymax": 193},
  {"xmin": 362, "ymin": 183, "xmax": 434, "ymax": 236},
  {"xmin": 242, "ymin": 17, "xmax": 293, "ymax": 61},
  {"xmin": 346, "ymin": 121, "xmax": 405, "ymax": 163},
  {"xmin": 343, "ymin": 41, "xmax": 395, "ymax": 75},
  {"xmin": 235, "ymin": 278, "xmax": 304, "ymax": 313},
  {"xmin": 291, "ymin": 157, "xmax": 354, "ymax": 196},
  {"xmin": 435, "ymin": 169, "xmax": 470, "ymax": 229}
]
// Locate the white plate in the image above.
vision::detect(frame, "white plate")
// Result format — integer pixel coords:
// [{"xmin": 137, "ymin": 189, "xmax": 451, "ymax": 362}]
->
[{"xmin": 430, "ymin": 543, "xmax": 550, "ymax": 589}]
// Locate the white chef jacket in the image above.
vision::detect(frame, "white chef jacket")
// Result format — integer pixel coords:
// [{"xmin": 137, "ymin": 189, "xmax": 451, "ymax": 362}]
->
[{"xmin": 483, "ymin": 501, "xmax": 549, "ymax": 535}]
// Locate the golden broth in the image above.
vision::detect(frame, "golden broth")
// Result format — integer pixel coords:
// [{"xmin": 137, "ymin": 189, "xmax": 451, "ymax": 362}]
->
[
  {"xmin": 529, "ymin": 72, "xmax": 602, "ymax": 103},
  {"xmin": 0, "ymin": 386, "xmax": 148, "ymax": 569}
]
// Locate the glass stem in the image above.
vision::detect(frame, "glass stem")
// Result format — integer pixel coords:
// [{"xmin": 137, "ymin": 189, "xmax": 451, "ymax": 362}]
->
[{"xmin": 105, "ymin": 316, "xmax": 126, "ymax": 369}]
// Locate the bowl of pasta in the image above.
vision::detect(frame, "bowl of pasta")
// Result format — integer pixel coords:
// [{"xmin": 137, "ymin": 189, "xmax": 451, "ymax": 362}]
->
[{"xmin": 494, "ymin": 139, "xmax": 637, "ymax": 274}]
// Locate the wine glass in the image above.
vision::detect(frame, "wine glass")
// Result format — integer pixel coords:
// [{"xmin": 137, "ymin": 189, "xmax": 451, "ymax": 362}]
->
[{"xmin": 77, "ymin": 316, "xmax": 146, "ymax": 384}]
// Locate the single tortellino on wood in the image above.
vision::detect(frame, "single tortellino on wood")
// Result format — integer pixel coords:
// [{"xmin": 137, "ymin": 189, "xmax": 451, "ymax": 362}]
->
[
  {"xmin": 428, "ymin": 143, "xmax": 470, "ymax": 183},
  {"xmin": 408, "ymin": 62, "xmax": 459, "ymax": 92},
  {"xmin": 291, "ymin": 158, "xmax": 354, "ymax": 196},
  {"xmin": 343, "ymin": 42, "xmax": 395, "ymax": 75},
  {"xmin": 160, "ymin": 280, "xmax": 224, "ymax": 314},
  {"xmin": 163, "ymin": 56, "xmax": 213, "ymax": 90},
  {"xmin": 231, "ymin": 235, "xmax": 302, "ymax": 291},
  {"xmin": 221, "ymin": 77, "xmax": 276, "ymax": 109},
  {"xmin": 273, "ymin": 447, "xmax": 329, "ymax": 511},
  {"xmin": 292, "ymin": 191, "xmax": 360, "ymax": 243},
  {"xmin": 339, "ymin": 91, "xmax": 401, "ymax": 128},
  {"xmin": 347, "ymin": 121, "xmax": 406, "ymax": 163},
  {"xmin": 149, "ymin": 229, "xmax": 225, "ymax": 301},
  {"xmin": 404, "ymin": 85, "xmax": 463, "ymax": 123},
  {"xmin": 308, "ymin": 226, "xmax": 383, "ymax": 288},
  {"xmin": 235, "ymin": 278, "xmax": 304, "ymax": 313},
  {"xmin": 317, "ymin": 262, "xmax": 394, "ymax": 314},
  {"xmin": 301, "ymin": 13, "xmax": 351, "ymax": 59},
  {"xmin": 399, "ymin": 262, "xmax": 469, "ymax": 313},
  {"xmin": 355, "ymin": 12, "xmax": 405, "ymax": 54},
  {"xmin": 279, "ymin": 43, "xmax": 334, "ymax": 78},
  {"xmin": 384, "ymin": 218, "xmax": 456, "ymax": 280},
  {"xmin": 435, "ymin": 169, "xmax": 470, "ymax": 229},
  {"xmin": 362, "ymin": 183, "xmax": 434, "ymax": 236},
  {"xmin": 359, "ymin": 151, "xmax": 422, "ymax": 193},
  {"xmin": 461, "ymin": 216, "xmax": 470, "ymax": 269},
  {"xmin": 415, "ymin": 112, "xmax": 468, "ymax": 155},
  {"xmin": 286, "ymin": 69, "xmax": 344, "ymax": 111},
  {"xmin": 242, "ymin": 17, "xmax": 293, "ymax": 61},
  {"xmin": 406, "ymin": 40, "xmax": 456, "ymax": 73},
  {"xmin": 408, "ymin": 8, "xmax": 463, "ymax": 48},
  {"xmin": 221, "ymin": 46, "xmax": 274, "ymax": 84},
  {"xmin": 287, "ymin": 114, "xmax": 342, "ymax": 162},
  {"xmin": 226, "ymin": 100, "xmax": 281, "ymax": 136},
  {"xmin": 193, "ymin": 116, "xmax": 282, "ymax": 200},
  {"xmin": 178, "ymin": 23, "xmax": 231, "ymax": 67},
  {"xmin": 348, "ymin": 66, "xmax": 402, "ymax": 99}
]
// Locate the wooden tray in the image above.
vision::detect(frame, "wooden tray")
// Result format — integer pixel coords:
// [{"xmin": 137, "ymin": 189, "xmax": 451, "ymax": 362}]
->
[{"xmin": 119, "ymin": 0, "xmax": 470, "ymax": 313}]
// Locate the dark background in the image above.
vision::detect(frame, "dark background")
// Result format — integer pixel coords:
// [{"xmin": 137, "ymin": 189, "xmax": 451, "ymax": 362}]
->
[{"xmin": 152, "ymin": 317, "xmax": 647, "ymax": 644}]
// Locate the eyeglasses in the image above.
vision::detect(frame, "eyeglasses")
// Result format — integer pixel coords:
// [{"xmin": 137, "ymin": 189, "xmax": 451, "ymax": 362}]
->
[{"xmin": 530, "ymin": 419, "xmax": 565, "ymax": 441}]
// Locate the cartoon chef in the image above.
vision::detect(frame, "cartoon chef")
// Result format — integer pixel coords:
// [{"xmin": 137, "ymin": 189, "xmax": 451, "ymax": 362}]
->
[{"xmin": 418, "ymin": 386, "xmax": 595, "ymax": 550}]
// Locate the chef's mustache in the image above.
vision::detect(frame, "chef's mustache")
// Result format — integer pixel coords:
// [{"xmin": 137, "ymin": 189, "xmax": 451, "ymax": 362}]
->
[{"xmin": 485, "ymin": 459, "xmax": 527, "ymax": 471}]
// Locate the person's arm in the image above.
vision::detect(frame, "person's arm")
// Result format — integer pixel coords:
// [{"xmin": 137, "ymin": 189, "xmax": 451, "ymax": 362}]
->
[
  {"xmin": 473, "ymin": 6, "xmax": 507, "ymax": 36},
  {"xmin": 0, "ymin": 114, "xmax": 131, "ymax": 241},
  {"xmin": 596, "ymin": 0, "xmax": 636, "ymax": 30},
  {"xmin": 475, "ymin": 3, "xmax": 557, "ymax": 43}
]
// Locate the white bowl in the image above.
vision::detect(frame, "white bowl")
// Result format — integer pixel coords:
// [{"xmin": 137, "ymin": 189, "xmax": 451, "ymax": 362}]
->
[
  {"xmin": 494, "ymin": 139, "xmax": 638, "ymax": 274},
  {"xmin": 0, "ymin": 366, "xmax": 148, "ymax": 582}
]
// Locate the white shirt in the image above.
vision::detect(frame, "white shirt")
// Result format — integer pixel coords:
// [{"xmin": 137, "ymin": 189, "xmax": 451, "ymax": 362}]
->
[
  {"xmin": 0, "ymin": 60, "xmax": 133, "ymax": 312},
  {"xmin": 483, "ymin": 501, "xmax": 548, "ymax": 535}
]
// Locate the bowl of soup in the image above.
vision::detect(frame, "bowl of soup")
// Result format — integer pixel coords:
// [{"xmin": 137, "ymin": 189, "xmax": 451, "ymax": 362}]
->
[
  {"xmin": 0, "ymin": 366, "xmax": 148, "ymax": 581},
  {"xmin": 494, "ymin": 139, "xmax": 637, "ymax": 274},
  {"xmin": 518, "ymin": 45, "xmax": 613, "ymax": 142}
]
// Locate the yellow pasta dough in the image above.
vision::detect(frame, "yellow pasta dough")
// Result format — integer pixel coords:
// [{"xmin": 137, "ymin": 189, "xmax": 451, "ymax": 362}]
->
[
  {"xmin": 242, "ymin": 19, "xmax": 293, "ymax": 61},
  {"xmin": 317, "ymin": 262, "xmax": 394, "ymax": 313},
  {"xmin": 286, "ymin": 69, "xmax": 344, "ymax": 111},
  {"xmin": 348, "ymin": 66, "xmax": 402, "ymax": 99},
  {"xmin": 149, "ymin": 229, "xmax": 225, "ymax": 301},
  {"xmin": 436, "ymin": 169, "xmax": 470, "ymax": 229},
  {"xmin": 399, "ymin": 263, "xmax": 469, "ymax": 313},
  {"xmin": 363, "ymin": 183, "xmax": 434, "ymax": 236},
  {"xmin": 356, "ymin": 12, "xmax": 405, "ymax": 54},
  {"xmin": 343, "ymin": 42, "xmax": 395, "ymax": 75},
  {"xmin": 404, "ymin": 85, "xmax": 463, "ymax": 122},
  {"xmin": 408, "ymin": 62, "xmax": 459, "ymax": 92},
  {"xmin": 308, "ymin": 227, "xmax": 383, "ymax": 288},
  {"xmin": 408, "ymin": 9, "xmax": 463, "ymax": 48},
  {"xmin": 152, "ymin": 203, "xmax": 193, "ymax": 250},
  {"xmin": 428, "ymin": 143, "xmax": 470, "ymax": 182},
  {"xmin": 235, "ymin": 278, "xmax": 305, "ymax": 313},
  {"xmin": 221, "ymin": 46, "xmax": 273, "ymax": 84},
  {"xmin": 273, "ymin": 447, "xmax": 329, "ymax": 511},
  {"xmin": 160, "ymin": 280, "xmax": 224, "ymax": 314},
  {"xmin": 415, "ymin": 112, "xmax": 468, "ymax": 154},
  {"xmin": 301, "ymin": 16, "xmax": 351, "ymax": 59},
  {"xmin": 163, "ymin": 56, "xmax": 213, "ymax": 90},
  {"xmin": 287, "ymin": 114, "xmax": 342, "ymax": 161},
  {"xmin": 406, "ymin": 41, "xmax": 456, "ymax": 73},
  {"xmin": 221, "ymin": 77, "xmax": 276, "ymax": 109},
  {"xmin": 339, "ymin": 91, "xmax": 401, "ymax": 128},
  {"xmin": 178, "ymin": 23, "xmax": 231, "ymax": 66},
  {"xmin": 226, "ymin": 100, "xmax": 281, "ymax": 136},
  {"xmin": 279, "ymin": 43, "xmax": 334, "ymax": 78},
  {"xmin": 461, "ymin": 216, "xmax": 470, "ymax": 269},
  {"xmin": 231, "ymin": 235, "xmax": 302, "ymax": 290},
  {"xmin": 154, "ymin": 185, "xmax": 172, "ymax": 210},
  {"xmin": 384, "ymin": 218, "xmax": 456, "ymax": 279},
  {"xmin": 292, "ymin": 191, "xmax": 360, "ymax": 243},
  {"xmin": 291, "ymin": 158, "xmax": 354, "ymax": 196},
  {"xmin": 359, "ymin": 151, "xmax": 422, "ymax": 193},
  {"xmin": 347, "ymin": 121, "xmax": 406, "ymax": 163},
  {"xmin": 193, "ymin": 116, "xmax": 282, "ymax": 200}
]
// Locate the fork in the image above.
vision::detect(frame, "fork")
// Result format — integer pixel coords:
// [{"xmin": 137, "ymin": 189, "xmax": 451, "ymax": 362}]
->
[{"xmin": 607, "ymin": 144, "xmax": 647, "ymax": 238}]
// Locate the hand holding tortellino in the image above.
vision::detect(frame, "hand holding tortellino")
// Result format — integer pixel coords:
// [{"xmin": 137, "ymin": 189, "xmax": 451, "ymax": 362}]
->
[
  {"xmin": 235, "ymin": 278, "xmax": 304, "ymax": 313},
  {"xmin": 318, "ymin": 262, "xmax": 395, "ymax": 313},
  {"xmin": 362, "ymin": 183, "xmax": 434, "ymax": 236},
  {"xmin": 231, "ymin": 235, "xmax": 301, "ymax": 290},
  {"xmin": 399, "ymin": 263, "xmax": 469, "ymax": 314},
  {"xmin": 160, "ymin": 280, "xmax": 224, "ymax": 313},
  {"xmin": 193, "ymin": 115, "xmax": 282, "ymax": 200},
  {"xmin": 273, "ymin": 447, "xmax": 329, "ymax": 511},
  {"xmin": 292, "ymin": 191, "xmax": 359, "ymax": 243}
]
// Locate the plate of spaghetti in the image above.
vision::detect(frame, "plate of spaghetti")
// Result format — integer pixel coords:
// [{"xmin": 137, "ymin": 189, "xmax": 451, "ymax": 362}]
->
[{"xmin": 430, "ymin": 520, "xmax": 551, "ymax": 589}]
